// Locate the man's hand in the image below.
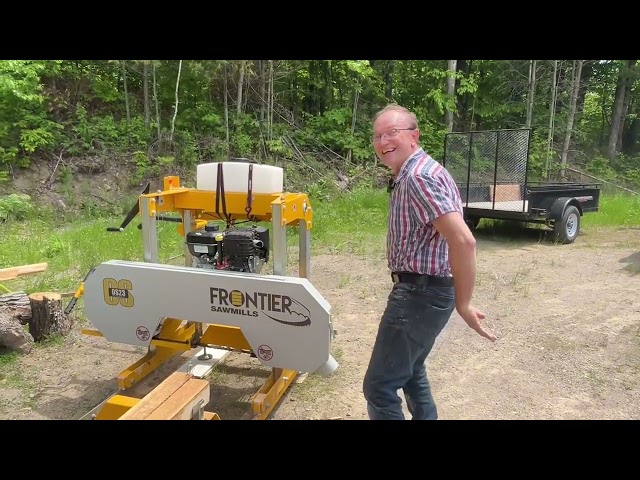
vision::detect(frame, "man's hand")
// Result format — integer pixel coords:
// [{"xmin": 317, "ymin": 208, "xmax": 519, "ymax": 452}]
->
[{"xmin": 456, "ymin": 304, "xmax": 496, "ymax": 341}]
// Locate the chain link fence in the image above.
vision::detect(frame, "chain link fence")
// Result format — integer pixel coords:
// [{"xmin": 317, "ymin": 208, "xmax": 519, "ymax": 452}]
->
[{"xmin": 443, "ymin": 129, "xmax": 531, "ymax": 212}]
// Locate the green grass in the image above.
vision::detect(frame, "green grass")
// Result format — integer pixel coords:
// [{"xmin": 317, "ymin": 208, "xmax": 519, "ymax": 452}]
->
[
  {"xmin": 581, "ymin": 193, "xmax": 640, "ymax": 228},
  {"xmin": 3, "ymin": 188, "xmax": 639, "ymax": 295},
  {"xmin": 0, "ymin": 347, "xmax": 39, "ymax": 410},
  {"xmin": 306, "ymin": 185, "xmax": 389, "ymax": 255},
  {"xmin": 0, "ymin": 216, "xmax": 187, "ymax": 294}
]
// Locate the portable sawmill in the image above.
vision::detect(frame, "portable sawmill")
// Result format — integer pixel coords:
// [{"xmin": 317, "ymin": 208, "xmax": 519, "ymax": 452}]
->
[{"xmin": 76, "ymin": 158, "xmax": 338, "ymax": 420}]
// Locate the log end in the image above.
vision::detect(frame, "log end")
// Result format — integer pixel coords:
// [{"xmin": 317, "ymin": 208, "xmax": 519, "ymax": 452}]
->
[{"xmin": 28, "ymin": 292, "xmax": 62, "ymax": 302}]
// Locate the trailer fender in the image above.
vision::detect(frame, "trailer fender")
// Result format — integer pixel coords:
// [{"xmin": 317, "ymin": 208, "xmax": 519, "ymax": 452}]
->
[{"xmin": 549, "ymin": 197, "xmax": 583, "ymax": 221}]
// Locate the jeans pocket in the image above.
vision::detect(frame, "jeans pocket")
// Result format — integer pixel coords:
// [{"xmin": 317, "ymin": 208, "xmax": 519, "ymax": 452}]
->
[
  {"xmin": 388, "ymin": 282, "xmax": 415, "ymax": 302},
  {"xmin": 415, "ymin": 286, "xmax": 455, "ymax": 311}
]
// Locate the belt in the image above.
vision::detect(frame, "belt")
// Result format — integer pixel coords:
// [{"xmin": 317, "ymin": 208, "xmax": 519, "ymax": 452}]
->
[{"xmin": 391, "ymin": 272, "xmax": 454, "ymax": 288}]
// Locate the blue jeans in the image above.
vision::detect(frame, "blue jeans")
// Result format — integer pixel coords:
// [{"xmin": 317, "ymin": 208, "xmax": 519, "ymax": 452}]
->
[{"xmin": 363, "ymin": 281, "xmax": 455, "ymax": 420}]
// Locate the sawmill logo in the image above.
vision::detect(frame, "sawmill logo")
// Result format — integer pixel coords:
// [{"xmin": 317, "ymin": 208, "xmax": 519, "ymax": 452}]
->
[
  {"xmin": 209, "ymin": 287, "xmax": 311, "ymax": 327},
  {"xmin": 103, "ymin": 278, "xmax": 134, "ymax": 307}
]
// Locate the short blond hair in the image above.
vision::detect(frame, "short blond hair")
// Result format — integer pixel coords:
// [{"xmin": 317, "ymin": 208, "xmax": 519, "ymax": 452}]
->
[{"xmin": 373, "ymin": 103, "xmax": 418, "ymax": 129}]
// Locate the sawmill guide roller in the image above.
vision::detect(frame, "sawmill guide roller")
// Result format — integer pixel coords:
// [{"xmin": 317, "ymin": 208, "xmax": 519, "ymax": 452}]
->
[{"xmin": 76, "ymin": 159, "xmax": 338, "ymax": 420}]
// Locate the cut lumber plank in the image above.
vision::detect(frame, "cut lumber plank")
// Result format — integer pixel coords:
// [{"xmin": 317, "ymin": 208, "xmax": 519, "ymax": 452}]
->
[
  {"xmin": 119, "ymin": 372, "xmax": 210, "ymax": 420},
  {"xmin": 0, "ymin": 263, "xmax": 48, "ymax": 282}
]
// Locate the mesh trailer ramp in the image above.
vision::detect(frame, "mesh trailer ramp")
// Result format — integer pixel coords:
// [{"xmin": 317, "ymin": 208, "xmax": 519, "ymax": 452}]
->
[{"xmin": 442, "ymin": 128, "xmax": 601, "ymax": 244}]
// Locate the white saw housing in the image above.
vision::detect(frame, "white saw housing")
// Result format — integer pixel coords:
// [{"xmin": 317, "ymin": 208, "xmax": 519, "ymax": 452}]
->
[{"xmin": 84, "ymin": 260, "xmax": 337, "ymax": 374}]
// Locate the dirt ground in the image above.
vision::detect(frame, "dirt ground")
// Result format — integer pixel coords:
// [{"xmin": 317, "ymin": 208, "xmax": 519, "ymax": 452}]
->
[{"xmin": 2, "ymin": 224, "xmax": 640, "ymax": 420}]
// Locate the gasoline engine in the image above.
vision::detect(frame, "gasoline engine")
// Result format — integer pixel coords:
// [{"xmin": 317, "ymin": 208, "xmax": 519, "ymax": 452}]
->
[{"xmin": 186, "ymin": 223, "xmax": 270, "ymax": 273}]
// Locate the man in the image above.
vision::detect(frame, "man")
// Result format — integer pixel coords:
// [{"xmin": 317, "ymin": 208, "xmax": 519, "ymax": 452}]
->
[{"xmin": 362, "ymin": 104, "xmax": 496, "ymax": 420}]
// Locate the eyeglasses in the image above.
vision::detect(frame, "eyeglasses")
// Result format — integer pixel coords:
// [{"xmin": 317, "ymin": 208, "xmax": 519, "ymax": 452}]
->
[{"xmin": 371, "ymin": 128, "xmax": 415, "ymax": 143}]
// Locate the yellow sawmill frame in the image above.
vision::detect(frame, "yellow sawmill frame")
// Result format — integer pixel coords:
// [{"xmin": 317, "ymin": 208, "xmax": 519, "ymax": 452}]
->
[{"xmin": 82, "ymin": 172, "xmax": 314, "ymax": 420}]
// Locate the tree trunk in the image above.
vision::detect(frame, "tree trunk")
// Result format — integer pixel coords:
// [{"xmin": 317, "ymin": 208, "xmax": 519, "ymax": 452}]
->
[
  {"xmin": 269, "ymin": 61, "xmax": 274, "ymax": 141},
  {"xmin": 169, "ymin": 60, "xmax": 183, "ymax": 142},
  {"xmin": 546, "ymin": 60, "xmax": 559, "ymax": 179},
  {"xmin": 236, "ymin": 60, "xmax": 246, "ymax": 118},
  {"xmin": 623, "ymin": 99, "xmax": 640, "ymax": 155},
  {"xmin": 383, "ymin": 60, "xmax": 395, "ymax": 101},
  {"xmin": 153, "ymin": 62, "xmax": 161, "ymax": 139},
  {"xmin": 0, "ymin": 291, "xmax": 31, "ymax": 325},
  {"xmin": 607, "ymin": 60, "xmax": 633, "ymax": 160},
  {"xmin": 28, "ymin": 292, "xmax": 72, "ymax": 342},
  {"xmin": 618, "ymin": 60, "xmax": 637, "ymax": 152},
  {"xmin": 455, "ymin": 60, "xmax": 473, "ymax": 131},
  {"xmin": 259, "ymin": 60, "xmax": 266, "ymax": 124},
  {"xmin": 346, "ymin": 86, "xmax": 360, "ymax": 165},
  {"xmin": 445, "ymin": 60, "xmax": 457, "ymax": 132},
  {"xmin": 575, "ymin": 60, "xmax": 593, "ymax": 118},
  {"xmin": 525, "ymin": 60, "xmax": 537, "ymax": 128},
  {"xmin": 560, "ymin": 60, "xmax": 583, "ymax": 178},
  {"xmin": 223, "ymin": 62, "xmax": 230, "ymax": 147},
  {"xmin": 121, "ymin": 60, "xmax": 130, "ymax": 124},
  {"xmin": 143, "ymin": 62, "xmax": 150, "ymax": 129}
]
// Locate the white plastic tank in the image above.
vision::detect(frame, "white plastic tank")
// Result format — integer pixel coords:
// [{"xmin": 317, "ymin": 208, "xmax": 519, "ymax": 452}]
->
[{"xmin": 196, "ymin": 161, "xmax": 284, "ymax": 194}]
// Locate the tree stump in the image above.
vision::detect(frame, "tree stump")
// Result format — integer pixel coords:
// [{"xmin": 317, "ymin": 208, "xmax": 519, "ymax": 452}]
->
[{"xmin": 28, "ymin": 292, "xmax": 72, "ymax": 342}]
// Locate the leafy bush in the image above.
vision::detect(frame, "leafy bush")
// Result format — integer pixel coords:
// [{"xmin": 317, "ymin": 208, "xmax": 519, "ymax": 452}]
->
[{"xmin": 0, "ymin": 193, "xmax": 35, "ymax": 221}]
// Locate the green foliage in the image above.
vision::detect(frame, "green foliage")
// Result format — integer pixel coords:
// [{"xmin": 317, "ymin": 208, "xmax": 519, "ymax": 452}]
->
[
  {"xmin": 0, "ymin": 58, "xmax": 636, "ymax": 196},
  {"xmin": 298, "ymin": 107, "xmax": 371, "ymax": 163},
  {"xmin": 0, "ymin": 193, "xmax": 35, "ymax": 221},
  {"xmin": 0, "ymin": 60, "xmax": 55, "ymax": 165},
  {"xmin": 527, "ymin": 132, "xmax": 551, "ymax": 180},
  {"xmin": 66, "ymin": 106, "xmax": 151, "ymax": 155},
  {"xmin": 586, "ymin": 155, "xmax": 617, "ymax": 179}
]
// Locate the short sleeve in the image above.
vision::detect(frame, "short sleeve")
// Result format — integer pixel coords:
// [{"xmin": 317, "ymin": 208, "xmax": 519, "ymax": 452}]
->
[{"xmin": 408, "ymin": 172, "xmax": 460, "ymax": 224}]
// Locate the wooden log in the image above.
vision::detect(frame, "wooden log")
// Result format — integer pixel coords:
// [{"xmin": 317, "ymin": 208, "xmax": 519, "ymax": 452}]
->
[
  {"xmin": 0, "ymin": 263, "xmax": 48, "ymax": 282},
  {"xmin": 0, "ymin": 291, "xmax": 31, "ymax": 325},
  {"xmin": 28, "ymin": 292, "xmax": 72, "ymax": 342}
]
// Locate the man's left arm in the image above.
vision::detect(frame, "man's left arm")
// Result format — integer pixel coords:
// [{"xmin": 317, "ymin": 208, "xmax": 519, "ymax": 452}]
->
[
  {"xmin": 434, "ymin": 212, "xmax": 496, "ymax": 341},
  {"xmin": 409, "ymin": 176, "xmax": 496, "ymax": 341}
]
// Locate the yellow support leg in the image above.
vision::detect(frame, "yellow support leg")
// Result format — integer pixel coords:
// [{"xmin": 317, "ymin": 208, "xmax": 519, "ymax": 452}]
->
[
  {"xmin": 117, "ymin": 344, "xmax": 185, "ymax": 390},
  {"xmin": 93, "ymin": 395, "xmax": 140, "ymax": 420},
  {"xmin": 251, "ymin": 368, "xmax": 297, "ymax": 420}
]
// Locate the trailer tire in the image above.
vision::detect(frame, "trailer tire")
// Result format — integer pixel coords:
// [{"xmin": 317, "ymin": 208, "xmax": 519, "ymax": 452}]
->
[
  {"xmin": 553, "ymin": 205, "xmax": 580, "ymax": 244},
  {"xmin": 465, "ymin": 216, "xmax": 480, "ymax": 231}
]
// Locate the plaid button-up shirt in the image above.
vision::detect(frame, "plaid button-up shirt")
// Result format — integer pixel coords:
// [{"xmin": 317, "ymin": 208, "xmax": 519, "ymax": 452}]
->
[{"xmin": 387, "ymin": 148, "xmax": 463, "ymax": 277}]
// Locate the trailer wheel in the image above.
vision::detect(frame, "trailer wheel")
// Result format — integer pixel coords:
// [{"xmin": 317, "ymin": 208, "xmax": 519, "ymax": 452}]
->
[
  {"xmin": 553, "ymin": 205, "xmax": 580, "ymax": 244},
  {"xmin": 465, "ymin": 216, "xmax": 480, "ymax": 231}
]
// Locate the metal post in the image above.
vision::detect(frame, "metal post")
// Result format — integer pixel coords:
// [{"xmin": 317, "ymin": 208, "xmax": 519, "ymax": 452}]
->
[
  {"xmin": 182, "ymin": 210, "xmax": 193, "ymax": 267},
  {"xmin": 140, "ymin": 196, "xmax": 158, "ymax": 263},
  {"xmin": 492, "ymin": 130, "xmax": 500, "ymax": 210},
  {"xmin": 466, "ymin": 133, "xmax": 473, "ymax": 206},
  {"xmin": 523, "ymin": 128, "xmax": 532, "ymax": 213},
  {"xmin": 298, "ymin": 219, "xmax": 310, "ymax": 279},
  {"xmin": 271, "ymin": 201, "xmax": 287, "ymax": 276}
]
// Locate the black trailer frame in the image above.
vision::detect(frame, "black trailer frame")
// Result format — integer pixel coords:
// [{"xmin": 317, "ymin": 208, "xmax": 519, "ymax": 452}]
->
[{"xmin": 442, "ymin": 128, "xmax": 601, "ymax": 244}]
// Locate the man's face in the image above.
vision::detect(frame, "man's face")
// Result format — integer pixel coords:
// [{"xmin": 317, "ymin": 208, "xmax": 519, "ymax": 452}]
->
[{"xmin": 372, "ymin": 111, "xmax": 418, "ymax": 175}]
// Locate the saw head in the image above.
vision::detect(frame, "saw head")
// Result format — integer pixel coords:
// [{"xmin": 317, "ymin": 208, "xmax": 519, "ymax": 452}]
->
[{"xmin": 83, "ymin": 260, "xmax": 337, "ymax": 375}]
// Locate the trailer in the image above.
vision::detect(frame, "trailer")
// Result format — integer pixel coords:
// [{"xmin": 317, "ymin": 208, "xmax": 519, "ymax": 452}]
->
[{"xmin": 442, "ymin": 128, "xmax": 601, "ymax": 244}]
